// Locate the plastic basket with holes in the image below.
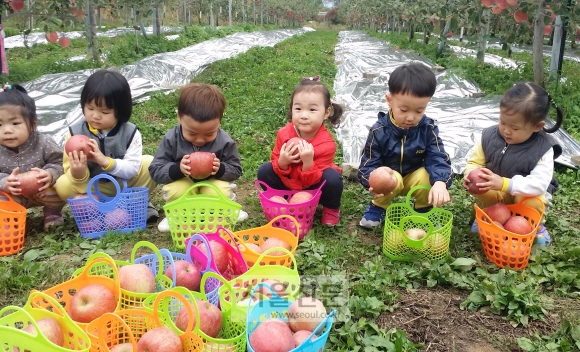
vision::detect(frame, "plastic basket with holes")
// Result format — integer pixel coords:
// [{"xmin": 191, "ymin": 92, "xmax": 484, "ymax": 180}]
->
[
  {"xmin": 219, "ymin": 247, "xmax": 301, "ymax": 322},
  {"xmin": 67, "ymin": 173, "xmax": 148, "ymax": 239},
  {"xmin": 0, "ymin": 291, "xmax": 90, "ymax": 352},
  {"xmin": 382, "ymin": 185, "xmax": 454, "ymax": 261},
  {"xmin": 474, "ymin": 197, "xmax": 543, "ymax": 270},
  {"xmin": 245, "ymin": 283, "xmax": 336, "ymax": 352},
  {"xmin": 255, "ymin": 180, "xmax": 325, "ymax": 239},
  {"xmin": 221, "ymin": 214, "xmax": 299, "ymax": 269},
  {"xmin": 31, "ymin": 254, "xmax": 121, "ymax": 331},
  {"xmin": 0, "ymin": 191, "xmax": 26, "ymax": 256},
  {"xmin": 164, "ymin": 181, "xmax": 242, "ymax": 249},
  {"xmin": 142, "ymin": 279, "xmax": 246, "ymax": 352},
  {"xmin": 85, "ymin": 289, "xmax": 204, "ymax": 352}
]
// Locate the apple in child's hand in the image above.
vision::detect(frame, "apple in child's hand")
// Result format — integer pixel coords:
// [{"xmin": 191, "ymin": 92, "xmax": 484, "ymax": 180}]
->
[
  {"xmin": 188, "ymin": 152, "xmax": 214, "ymax": 179},
  {"xmin": 65, "ymin": 135, "xmax": 93, "ymax": 156},
  {"xmin": 136, "ymin": 327, "xmax": 182, "ymax": 352},
  {"xmin": 287, "ymin": 137, "xmax": 304, "ymax": 156},
  {"xmin": 17, "ymin": 170, "xmax": 42, "ymax": 197},
  {"xmin": 466, "ymin": 168, "xmax": 487, "ymax": 195},
  {"xmin": 69, "ymin": 284, "xmax": 117, "ymax": 323},
  {"xmin": 369, "ymin": 167, "xmax": 398, "ymax": 195},
  {"xmin": 22, "ymin": 317, "xmax": 64, "ymax": 347},
  {"xmin": 164, "ymin": 260, "xmax": 201, "ymax": 291}
]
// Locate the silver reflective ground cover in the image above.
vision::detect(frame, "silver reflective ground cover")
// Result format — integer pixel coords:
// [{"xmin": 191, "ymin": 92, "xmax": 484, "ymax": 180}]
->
[
  {"xmin": 333, "ymin": 31, "xmax": 580, "ymax": 173},
  {"xmin": 25, "ymin": 28, "xmax": 313, "ymax": 145}
]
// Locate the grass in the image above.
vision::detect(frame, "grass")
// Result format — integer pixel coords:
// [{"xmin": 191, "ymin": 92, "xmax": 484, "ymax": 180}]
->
[{"xmin": 1, "ymin": 29, "xmax": 580, "ymax": 351}]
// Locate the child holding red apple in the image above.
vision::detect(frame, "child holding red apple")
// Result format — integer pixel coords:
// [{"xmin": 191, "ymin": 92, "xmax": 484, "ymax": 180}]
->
[
  {"xmin": 54, "ymin": 70, "xmax": 159, "ymax": 222},
  {"xmin": 149, "ymin": 83, "xmax": 246, "ymax": 232},
  {"xmin": 0, "ymin": 84, "xmax": 66, "ymax": 230},
  {"xmin": 358, "ymin": 63, "xmax": 453, "ymax": 229},
  {"xmin": 463, "ymin": 82, "xmax": 563, "ymax": 246},
  {"xmin": 257, "ymin": 76, "xmax": 344, "ymax": 226}
]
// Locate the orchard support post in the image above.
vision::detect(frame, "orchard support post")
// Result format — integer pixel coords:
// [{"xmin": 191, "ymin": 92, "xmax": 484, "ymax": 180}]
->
[
  {"xmin": 229, "ymin": 0, "xmax": 232, "ymax": 26},
  {"xmin": 476, "ymin": 9, "xmax": 490, "ymax": 66},
  {"xmin": 532, "ymin": 0, "xmax": 545, "ymax": 86},
  {"xmin": 549, "ymin": 16, "xmax": 563, "ymax": 80}
]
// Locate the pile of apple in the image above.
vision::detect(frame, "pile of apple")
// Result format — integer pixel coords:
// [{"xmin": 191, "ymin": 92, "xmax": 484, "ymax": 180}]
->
[
  {"xmin": 482, "ymin": 203, "xmax": 532, "ymax": 235},
  {"xmin": 270, "ymin": 191, "xmax": 314, "ymax": 205},
  {"xmin": 238, "ymin": 237, "xmax": 292, "ymax": 256},
  {"xmin": 249, "ymin": 296, "xmax": 328, "ymax": 352}
]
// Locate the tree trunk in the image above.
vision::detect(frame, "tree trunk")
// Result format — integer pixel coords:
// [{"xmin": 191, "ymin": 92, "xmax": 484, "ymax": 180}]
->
[
  {"xmin": 253, "ymin": 0, "xmax": 256, "ymax": 25},
  {"xmin": 85, "ymin": 0, "xmax": 99, "ymax": 62},
  {"xmin": 96, "ymin": 7, "xmax": 101, "ymax": 29},
  {"xmin": 438, "ymin": 20, "xmax": 450, "ymax": 54},
  {"xmin": 183, "ymin": 1, "xmax": 186, "ymax": 24},
  {"xmin": 408, "ymin": 22, "xmax": 414, "ymax": 41},
  {"xmin": 228, "ymin": 0, "xmax": 232, "ymax": 26},
  {"xmin": 210, "ymin": 2, "xmax": 215, "ymax": 27},
  {"xmin": 139, "ymin": 18, "xmax": 148, "ymax": 38},
  {"xmin": 424, "ymin": 25, "xmax": 430, "ymax": 44},
  {"xmin": 532, "ymin": 0, "xmax": 545, "ymax": 86},
  {"xmin": 260, "ymin": 0, "xmax": 263, "ymax": 26},
  {"xmin": 242, "ymin": 0, "xmax": 246, "ymax": 23},
  {"xmin": 476, "ymin": 9, "xmax": 490, "ymax": 66},
  {"xmin": 152, "ymin": 7, "xmax": 160, "ymax": 35},
  {"xmin": 549, "ymin": 16, "xmax": 563, "ymax": 80}
]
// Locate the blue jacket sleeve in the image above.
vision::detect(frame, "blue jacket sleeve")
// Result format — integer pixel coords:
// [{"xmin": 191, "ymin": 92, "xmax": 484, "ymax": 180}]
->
[
  {"xmin": 358, "ymin": 128, "xmax": 384, "ymax": 189},
  {"xmin": 424, "ymin": 123, "xmax": 454, "ymax": 188}
]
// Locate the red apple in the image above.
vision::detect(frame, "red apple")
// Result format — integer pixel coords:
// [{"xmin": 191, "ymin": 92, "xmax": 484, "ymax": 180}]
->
[
  {"xmin": 188, "ymin": 152, "xmax": 214, "ymax": 179},
  {"xmin": 260, "ymin": 238, "xmax": 291, "ymax": 256},
  {"xmin": 293, "ymin": 330, "xmax": 318, "ymax": 347},
  {"xmin": 72, "ymin": 193, "xmax": 100, "ymax": 213},
  {"xmin": 17, "ymin": 170, "xmax": 42, "ymax": 197},
  {"xmin": 104, "ymin": 208, "xmax": 130, "ymax": 230},
  {"xmin": 9, "ymin": 0, "xmax": 24, "ymax": 11},
  {"xmin": 118, "ymin": 264, "xmax": 156, "ymax": 293},
  {"xmin": 514, "ymin": 8, "xmax": 528, "ymax": 23},
  {"xmin": 481, "ymin": 0, "xmax": 494, "ymax": 6},
  {"xmin": 269, "ymin": 195, "xmax": 288, "ymax": 204},
  {"xmin": 45, "ymin": 31, "xmax": 58, "ymax": 43},
  {"xmin": 22, "ymin": 317, "xmax": 64, "ymax": 347},
  {"xmin": 242, "ymin": 243, "xmax": 263, "ymax": 254},
  {"xmin": 70, "ymin": 284, "xmax": 116, "ymax": 323},
  {"xmin": 506, "ymin": 0, "xmax": 517, "ymax": 6},
  {"xmin": 405, "ymin": 228, "xmax": 427, "ymax": 240},
  {"xmin": 495, "ymin": 0, "xmax": 508, "ymax": 9},
  {"xmin": 256, "ymin": 279, "xmax": 287, "ymax": 298},
  {"xmin": 175, "ymin": 299, "xmax": 222, "ymax": 338},
  {"xmin": 110, "ymin": 343, "xmax": 134, "ymax": 352},
  {"xmin": 65, "ymin": 135, "xmax": 93, "ymax": 156},
  {"xmin": 197, "ymin": 240, "xmax": 229, "ymax": 274},
  {"xmin": 137, "ymin": 327, "xmax": 182, "ymax": 352},
  {"xmin": 287, "ymin": 137, "xmax": 303, "ymax": 156},
  {"xmin": 491, "ymin": 6, "xmax": 502, "ymax": 14},
  {"xmin": 288, "ymin": 297, "xmax": 326, "ymax": 333},
  {"xmin": 58, "ymin": 37, "xmax": 70, "ymax": 48},
  {"xmin": 369, "ymin": 167, "xmax": 398, "ymax": 195},
  {"xmin": 466, "ymin": 168, "xmax": 487, "ymax": 195},
  {"xmin": 164, "ymin": 260, "xmax": 201, "ymax": 291},
  {"xmin": 484, "ymin": 203, "xmax": 511, "ymax": 225},
  {"xmin": 544, "ymin": 25, "xmax": 552, "ymax": 36},
  {"xmin": 289, "ymin": 191, "xmax": 314, "ymax": 204},
  {"xmin": 250, "ymin": 319, "xmax": 294, "ymax": 352},
  {"xmin": 504, "ymin": 216, "xmax": 532, "ymax": 234},
  {"xmin": 493, "ymin": 221, "xmax": 505, "ymax": 229}
]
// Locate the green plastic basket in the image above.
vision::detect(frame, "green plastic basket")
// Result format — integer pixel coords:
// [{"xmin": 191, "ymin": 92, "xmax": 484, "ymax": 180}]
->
[
  {"xmin": 163, "ymin": 181, "xmax": 242, "ymax": 249},
  {"xmin": 382, "ymin": 185, "xmax": 453, "ymax": 261}
]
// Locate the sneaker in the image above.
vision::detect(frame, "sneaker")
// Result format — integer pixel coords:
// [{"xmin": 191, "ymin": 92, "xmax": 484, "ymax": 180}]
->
[
  {"xmin": 44, "ymin": 211, "xmax": 64, "ymax": 231},
  {"xmin": 359, "ymin": 202, "xmax": 386, "ymax": 229},
  {"xmin": 471, "ymin": 220, "xmax": 478, "ymax": 233},
  {"xmin": 231, "ymin": 192, "xmax": 237, "ymax": 202},
  {"xmin": 535, "ymin": 224, "xmax": 551, "ymax": 246},
  {"xmin": 147, "ymin": 202, "xmax": 159, "ymax": 223},
  {"xmin": 321, "ymin": 207, "xmax": 340, "ymax": 226},
  {"xmin": 237, "ymin": 210, "xmax": 248, "ymax": 222},
  {"xmin": 158, "ymin": 217, "xmax": 170, "ymax": 232}
]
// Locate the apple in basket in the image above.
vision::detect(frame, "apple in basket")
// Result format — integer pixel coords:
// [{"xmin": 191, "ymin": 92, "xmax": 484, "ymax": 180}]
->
[
  {"xmin": 164, "ymin": 260, "xmax": 201, "ymax": 291},
  {"xmin": 484, "ymin": 203, "xmax": 511, "ymax": 225},
  {"xmin": 287, "ymin": 137, "xmax": 304, "ymax": 156},
  {"xmin": 17, "ymin": 170, "xmax": 42, "ymax": 197},
  {"xmin": 256, "ymin": 279, "xmax": 288, "ymax": 298},
  {"xmin": 288, "ymin": 297, "xmax": 327, "ymax": 333},
  {"xmin": 260, "ymin": 238, "xmax": 291, "ymax": 256},
  {"xmin": 504, "ymin": 216, "xmax": 532, "ymax": 234},
  {"xmin": 237, "ymin": 296, "xmax": 258, "ymax": 307},
  {"xmin": 110, "ymin": 343, "xmax": 134, "ymax": 352},
  {"xmin": 294, "ymin": 330, "xmax": 318, "ymax": 348},
  {"xmin": 289, "ymin": 191, "xmax": 313, "ymax": 204},
  {"xmin": 137, "ymin": 327, "xmax": 182, "ymax": 352},
  {"xmin": 369, "ymin": 166, "xmax": 398, "ymax": 195},
  {"xmin": 240, "ymin": 243, "xmax": 263, "ymax": 254},
  {"xmin": 189, "ymin": 152, "xmax": 215, "ymax": 179},
  {"xmin": 119, "ymin": 264, "xmax": 156, "ymax": 293},
  {"xmin": 70, "ymin": 284, "xmax": 117, "ymax": 323},
  {"xmin": 405, "ymin": 228, "xmax": 427, "ymax": 241},
  {"xmin": 197, "ymin": 240, "xmax": 229, "ymax": 274},
  {"xmin": 465, "ymin": 168, "xmax": 487, "ymax": 195},
  {"xmin": 269, "ymin": 195, "xmax": 288, "ymax": 204},
  {"xmin": 104, "ymin": 208, "xmax": 131, "ymax": 231},
  {"xmin": 250, "ymin": 318, "xmax": 295, "ymax": 352},
  {"xmin": 72, "ymin": 193, "xmax": 100, "ymax": 212},
  {"xmin": 65, "ymin": 135, "xmax": 93, "ymax": 156},
  {"xmin": 175, "ymin": 299, "xmax": 222, "ymax": 338},
  {"xmin": 20, "ymin": 317, "xmax": 64, "ymax": 347}
]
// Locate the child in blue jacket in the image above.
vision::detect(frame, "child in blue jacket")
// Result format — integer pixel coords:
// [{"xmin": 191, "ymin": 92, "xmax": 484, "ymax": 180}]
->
[{"xmin": 358, "ymin": 63, "xmax": 454, "ymax": 228}]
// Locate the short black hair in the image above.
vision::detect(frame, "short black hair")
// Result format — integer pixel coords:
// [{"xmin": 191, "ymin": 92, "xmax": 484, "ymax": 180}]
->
[
  {"xmin": 80, "ymin": 70, "xmax": 133, "ymax": 124},
  {"xmin": 388, "ymin": 63, "xmax": 437, "ymax": 98},
  {"xmin": 0, "ymin": 84, "xmax": 37, "ymax": 132}
]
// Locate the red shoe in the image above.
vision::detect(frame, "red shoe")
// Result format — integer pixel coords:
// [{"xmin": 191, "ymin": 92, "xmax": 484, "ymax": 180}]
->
[{"xmin": 321, "ymin": 207, "xmax": 340, "ymax": 226}]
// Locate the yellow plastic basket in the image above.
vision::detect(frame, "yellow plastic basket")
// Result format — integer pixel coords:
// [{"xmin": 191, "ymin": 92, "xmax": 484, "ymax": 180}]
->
[
  {"xmin": 0, "ymin": 291, "xmax": 91, "ymax": 352},
  {"xmin": 382, "ymin": 185, "xmax": 454, "ymax": 261}
]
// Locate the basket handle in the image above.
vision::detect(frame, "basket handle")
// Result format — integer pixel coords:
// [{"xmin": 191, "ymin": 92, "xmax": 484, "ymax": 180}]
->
[
  {"xmin": 95, "ymin": 312, "xmax": 137, "ymax": 349},
  {"xmin": 200, "ymin": 270, "xmax": 233, "ymax": 307},
  {"xmin": 248, "ymin": 281, "xmax": 285, "ymax": 302},
  {"xmin": 0, "ymin": 304, "xmax": 57, "ymax": 344},
  {"xmin": 216, "ymin": 226, "xmax": 248, "ymax": 271},
  {"xmin": 79, "ymin": 252, "xmax": 120, "ymax": 283},
  {"xmin": 86, "ymin": 173, "xmax": 123, "ymax": 205},
  {"xmin": 25, "ymin": 291, "xmax": 71, "ymax": 319},
  {"xmin": 516, "ymin": 196, "xmax": 546, "ymax": 217},
  {"xmin": 309, "ymin": 310, "xmax": 337, "ymax": 342},
  {"xmin": 405, "ymin": 185, "xmax": 432, "ymax": 209},
  {"xmin": 399, "ymin": 215, "xmax": 434, "ymax": 248},
  {"xmin": 176, "ymin": 181, "xmax": 235, "ymax": 204},
  {"xmin": 130, "ymin": 241, "xmax": 165, "ymax": 277},
  {"xmin": 255, "ymin": 247, "xmax": 298, "ymax": 272},
  {"xmin": 159, "ymin": 248, "xmax": 178, "ymax": 286},
  {"xmin": 266, "ymin": 214, "xmax": 301, "ymax": 244},
  {"xmin": 312, "ymin": 179, "xmax": 327, "ymax": 198},
  {"xmin": 153, "ymin": 287, "xmax": 201, "ymax": 335},
  {"xmin": 254, "ymin": 180, "xmax": 273, "ymax": 194},
  {"xmin": 185, "ymin": 233, "xmax": 214, "ymax": 273},
  {"xmin": 0, "ymin": 190, "xmax": 17, "ymax": 204}
]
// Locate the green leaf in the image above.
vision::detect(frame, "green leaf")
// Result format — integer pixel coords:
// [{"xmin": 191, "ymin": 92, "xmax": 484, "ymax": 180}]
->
[
  {"xmin": 517, "ymin": 337, "xmax": 536, "ymax": 351},
  {"xmin": 23, "ymin": 249, "xmax": 40, "ymax": 261},
  {"xmin": 571, "ymin": 325, "xmax": 580, "ymax": 342},
  {"xmin": 451, "ymin": 257, "xmax": 476, "ymax": 268}
]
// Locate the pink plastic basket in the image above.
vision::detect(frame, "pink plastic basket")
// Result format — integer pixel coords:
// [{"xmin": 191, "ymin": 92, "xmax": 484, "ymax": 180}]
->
[{"xmin": 255, "ymin": 180, "xmax": 326, "ymax": 239}]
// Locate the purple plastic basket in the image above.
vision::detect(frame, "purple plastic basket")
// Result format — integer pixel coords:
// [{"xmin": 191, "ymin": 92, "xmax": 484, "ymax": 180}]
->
[{"xmin": 255, "ymin": 180, "xmax": 325, "ymax": 239}]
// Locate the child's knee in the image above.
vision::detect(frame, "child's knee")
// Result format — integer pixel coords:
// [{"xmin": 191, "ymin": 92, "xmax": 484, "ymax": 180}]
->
[
  {"xmin": 322, "ymin": 168, "xmax": 343, "ymax": 189},
  {"xmin": 257, "ymin": 162, "xmax": 274, "ymax": 180}
]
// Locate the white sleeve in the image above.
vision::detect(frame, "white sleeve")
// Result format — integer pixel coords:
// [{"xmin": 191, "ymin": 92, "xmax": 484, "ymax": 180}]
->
[
  {"xmin": 108, "ymin": 130, "xmax": 143, "ymax": 180},
  {"xmin": 507, "ymin": 148, "xmax": 554, "ymax": 197}
]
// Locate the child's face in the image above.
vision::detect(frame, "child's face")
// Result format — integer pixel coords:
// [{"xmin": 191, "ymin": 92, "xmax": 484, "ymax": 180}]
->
[
  {"xmin": 83, "ymin": 100, "xmax": 117, "ymax": 131},
  {"xmin": 178, "ymin": 114, "xmax": 220, "ymax": 147},
  {"xmin": 386, "ymin": 93, "xmax": 431, "ymax": 129},
  {"xmin": 0, "ymin": 106, "xmax": 32, "ymax": 149},
  {"xmin": 499, "ymin": 109, "xmax": 544, "ymax": 145},
  {"xmin": 291, "ymin": 91, "xmax": 330, "ymax": 140}
]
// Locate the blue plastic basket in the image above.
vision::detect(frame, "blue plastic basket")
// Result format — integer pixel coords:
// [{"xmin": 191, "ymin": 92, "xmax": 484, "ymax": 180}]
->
[
  {"xmin": 246, "ymin": 283, "xmax": 336, "ymax": 352},
  {"xmin": 67, "ymin": 173, "xmax": 148, "ymax": 239}
]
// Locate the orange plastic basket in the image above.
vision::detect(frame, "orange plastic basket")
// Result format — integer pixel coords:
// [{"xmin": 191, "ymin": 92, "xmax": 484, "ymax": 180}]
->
[
  {"xmin": 474, "ymin": 197, "xmax": 544, "ymax": 270},
  {"xmin": 0, "ymin": 191, "xmax": 27, "ymax": 256},
  {"xmin": 0, "ymin": 291, "xmax": 91, "ymax": 352},
  {"xmin": 223, "ymin": 215, "xmax": 300, "ymax": 268},
  {"xmin": 32, "ymin": 254, "xmax": 121, "ymax": 331},
  {"xmin": 86, "ymin": 312, "xmax": 137, "ymax": 352}
]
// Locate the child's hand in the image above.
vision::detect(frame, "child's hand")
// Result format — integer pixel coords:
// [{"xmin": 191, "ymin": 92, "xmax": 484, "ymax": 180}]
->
[
  {"xmin": 461, "ymin": 174, "xmax": 471, "ymax": 190},
  {"xmin": 278, "ymin": 142, "xmax": 301, "ymax": 170},
  {"xmin": 30, "ymin": 167, "xmax": 53, "ymax": 192},
  {"xmin": 5, "ymin": 168, "xmax": 21, "ymax": 195},
  {"xmin": 211, "ymin": 155, "xmax": 220, "ymax": 175},
  {"xmin": 429, "ymin": 181, "xmax": 451, "ymax": 207},
  {"xmin": 298, "ymin": 140, "xmax": 314, "ymax": 171},
  {"xmin": 476, "ymin": 168, "xmax": 504, "ymax": 192},
  {"xmin": 180, "ymin": 154, "xmax": 191, "ymax": 176},
  {"xmin": 87, "ymin": 139, "xmax": 110, "ymax": 168},
  {"xmin": 68, "ymin": 150, "xmax": 88, "ymax": 180}
]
